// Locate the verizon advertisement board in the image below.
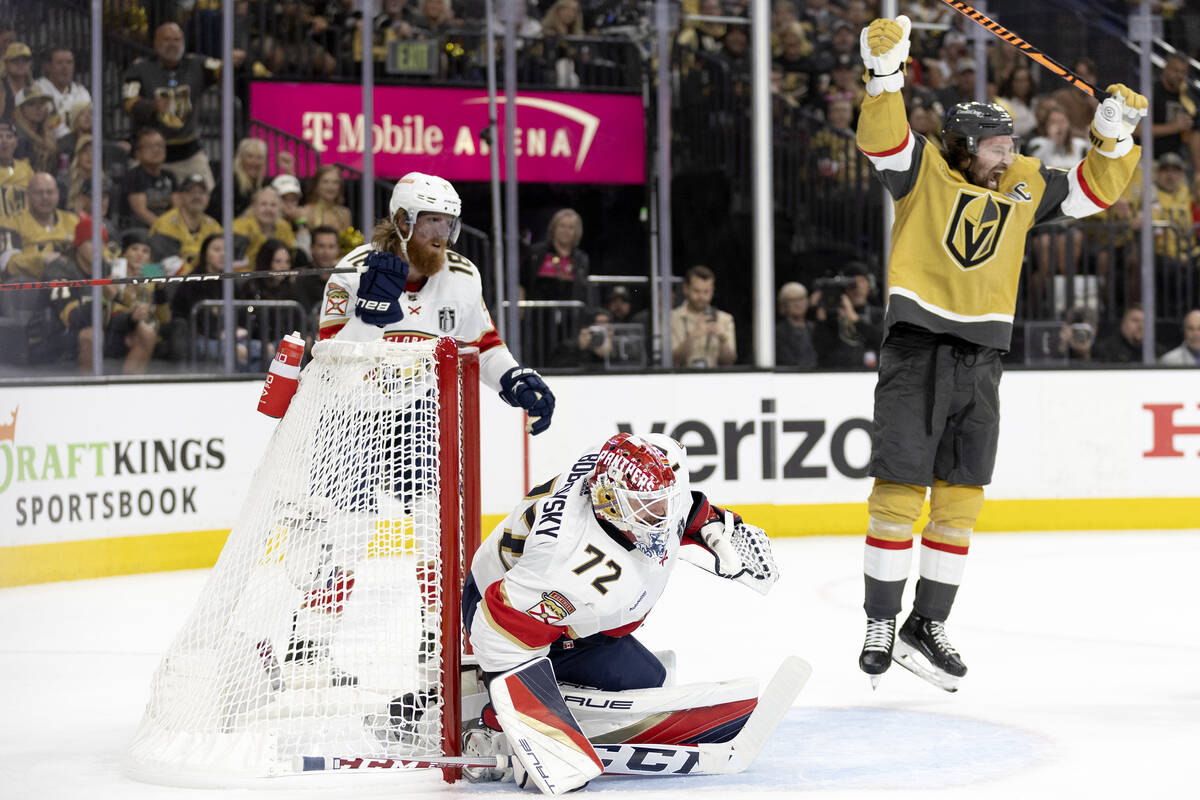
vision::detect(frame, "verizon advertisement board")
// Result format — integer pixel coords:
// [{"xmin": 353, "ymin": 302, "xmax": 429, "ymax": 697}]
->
[
  {"xmin": 1, "ymin": 369, "xmax": 1197, "ymax": 555},
  {"xmin": 249, "ymin": 82, "xmax": 646, "ymax": 183}
]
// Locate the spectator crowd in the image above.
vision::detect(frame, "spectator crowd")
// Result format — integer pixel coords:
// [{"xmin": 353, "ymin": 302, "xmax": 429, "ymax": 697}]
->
[{"xmin": 2, "ymin": 1, "xmax": 1200, "ymax": 375}]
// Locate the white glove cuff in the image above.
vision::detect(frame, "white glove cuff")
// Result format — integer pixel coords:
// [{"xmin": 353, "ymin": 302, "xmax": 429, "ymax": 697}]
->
[{"xmin": 865, "ymin": 70, "xmax": 905, "ymax": 97}]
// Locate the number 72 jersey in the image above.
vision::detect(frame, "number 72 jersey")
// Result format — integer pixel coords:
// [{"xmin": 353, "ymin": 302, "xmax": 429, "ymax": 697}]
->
[{"xmin": 465, "ymin": 448, "xmax": 690, "ymax": 675}]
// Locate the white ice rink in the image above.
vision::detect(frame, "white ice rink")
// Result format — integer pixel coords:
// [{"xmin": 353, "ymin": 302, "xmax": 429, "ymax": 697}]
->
[{"xmin": 3, "ymin": 531, "xmax": 1197, "ymax": 799}]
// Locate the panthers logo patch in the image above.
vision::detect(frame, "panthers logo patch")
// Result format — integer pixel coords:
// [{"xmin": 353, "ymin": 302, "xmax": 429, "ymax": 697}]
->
[
  {"xmin": 525, "ymin": 591, "xmax": 576, "ymax": 623},
  {"xmin": 325, "ymin": 288, "xmax": 349, "ymax": 316}
]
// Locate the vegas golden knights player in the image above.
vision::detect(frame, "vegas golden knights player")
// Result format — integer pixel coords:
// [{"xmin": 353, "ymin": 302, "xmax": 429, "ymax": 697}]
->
[{"xmin": 854, "ymin": 16, "xmax": 1145, "ymax": 691}]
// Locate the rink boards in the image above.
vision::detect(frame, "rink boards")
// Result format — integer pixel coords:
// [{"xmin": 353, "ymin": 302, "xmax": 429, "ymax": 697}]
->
[{"xmin": 1, "ymin": 368, "xmax": 1198, "ymax": 585}]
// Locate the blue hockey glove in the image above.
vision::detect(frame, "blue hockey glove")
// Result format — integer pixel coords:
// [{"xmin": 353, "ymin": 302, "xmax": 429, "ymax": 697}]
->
[
  {"xmin": 355, "ymin": 249, "xmax": 409, "ymax": 326},
  {"xmin": 498, "ymin": 366, "xmax": 555, "ymax": 435}
]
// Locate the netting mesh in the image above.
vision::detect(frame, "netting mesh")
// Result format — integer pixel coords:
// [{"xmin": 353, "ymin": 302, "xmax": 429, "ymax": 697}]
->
[{"xmin": 127, "ymin": 339, "xmax": 459, "ymax": 785}]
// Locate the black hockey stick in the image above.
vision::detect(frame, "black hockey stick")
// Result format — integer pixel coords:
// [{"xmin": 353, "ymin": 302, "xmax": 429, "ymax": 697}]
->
[
  {"xmin": 0, "ymin": 264, "xmax": 359, "ymax": 293},
  {"xmin": 937, "ymin": 0, "xmax": 1110, "ymax": 101}
]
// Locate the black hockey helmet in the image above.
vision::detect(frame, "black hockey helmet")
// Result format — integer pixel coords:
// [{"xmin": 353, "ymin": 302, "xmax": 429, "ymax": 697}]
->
[{"xmin": 942, "ymin": 102, "xmax": 1014, "ymax": 168}]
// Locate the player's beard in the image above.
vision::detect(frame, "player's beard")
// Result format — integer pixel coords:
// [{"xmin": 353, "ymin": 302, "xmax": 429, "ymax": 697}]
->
[
  {"xmin": 968, "ymin": 158, "xmax": 1007, "ymax": 191},
  {"xmin": 405, "ymin": 236, "xmax": 447, "ymax": 277}
]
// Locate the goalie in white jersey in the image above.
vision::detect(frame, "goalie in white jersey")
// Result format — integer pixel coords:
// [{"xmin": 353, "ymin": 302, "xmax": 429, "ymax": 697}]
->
[
  {"xmin": 458, "ymin": 432, "xmax": 779, "ymax": 792},
  {"xmin": 319, "ymin": 171, "xmax": 554, "ymax": 432}
]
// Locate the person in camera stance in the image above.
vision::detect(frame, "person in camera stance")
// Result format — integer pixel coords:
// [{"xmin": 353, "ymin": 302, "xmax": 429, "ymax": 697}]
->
[
  {"xmin": 456, "ymin": 432, "xmax": 778, "ymax": 793},
  {"xmin": 264, "ymin": 173, "xmax": 556, "ymax": 690},
  {"xmin": 855, "ymin": 16, "xmax": 1145, "ymax": 691}
]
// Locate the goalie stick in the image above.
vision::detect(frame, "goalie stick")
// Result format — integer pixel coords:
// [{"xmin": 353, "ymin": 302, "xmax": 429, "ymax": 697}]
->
[{"xmin": 298, "ymin": 655, "xmax": 811, "ymax": 778}]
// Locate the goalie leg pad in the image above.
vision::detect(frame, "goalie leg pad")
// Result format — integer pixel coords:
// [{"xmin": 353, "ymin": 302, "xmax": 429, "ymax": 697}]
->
[
  {"xmin": 490, "ymin": 657, "xmax": 603, "ymax": 795},
  {"xmin": 551, "ymin": 633, "xmax": 665, "ymax": 691}
]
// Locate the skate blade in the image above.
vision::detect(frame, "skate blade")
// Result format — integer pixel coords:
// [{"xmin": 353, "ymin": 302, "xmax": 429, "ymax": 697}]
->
[
  {"xmin": 893, "ymin": 640, "xmax": 960, "ymax": 693},
  {"xmin": 869, "ymin": 673, "xmax": 882, "ymax": 690}
]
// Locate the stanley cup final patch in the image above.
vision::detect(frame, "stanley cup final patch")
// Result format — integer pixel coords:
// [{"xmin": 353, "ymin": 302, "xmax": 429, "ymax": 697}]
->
[
  {"xmin": 526, "ymin": 591, "xmax": 576, "ymax": 624},
  {"xmin": 438, "ymin": 306, "xmax": 456, "ymax": 332}
]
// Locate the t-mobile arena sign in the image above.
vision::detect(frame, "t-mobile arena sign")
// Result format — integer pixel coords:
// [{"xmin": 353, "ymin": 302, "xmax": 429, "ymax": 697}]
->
[{"xmin": 249, "ymin": 82, "xmax": 645, "ymax": 184}]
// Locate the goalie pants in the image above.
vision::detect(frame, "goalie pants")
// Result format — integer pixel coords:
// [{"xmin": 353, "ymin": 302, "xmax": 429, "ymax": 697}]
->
[{"xmin": 463, "ymin": 574, "xmax": 666, "ymax": 692}]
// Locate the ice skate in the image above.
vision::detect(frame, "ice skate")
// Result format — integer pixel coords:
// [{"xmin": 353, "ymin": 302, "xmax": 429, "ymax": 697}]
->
[
  {"xmin": 894, "ymin": 613, "xmax": 967, "ymax": 692},
  {"xmin": 858, "ymin": 617, "xmax": 896, "ymax": 689}
]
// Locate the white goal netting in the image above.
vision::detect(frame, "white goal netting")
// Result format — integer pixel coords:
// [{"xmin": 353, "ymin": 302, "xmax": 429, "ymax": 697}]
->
[{"xmin": 127, "ymin": 338, "xmax": 470, "ymax": 786}]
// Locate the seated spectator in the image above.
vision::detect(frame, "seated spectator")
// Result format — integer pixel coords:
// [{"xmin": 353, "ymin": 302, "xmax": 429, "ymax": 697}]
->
[
  {"xmin": 0, "ymin": 119, "xmax": 33, "ymax": 217},
  {"xmin": 540, "ymin": 0, "xmax": 583, "ymax": 36},
  {"xmin": 812, "ymin": 262, "xmax": 884, "ymax": 368},
  {"xmin": 775, "ymin": 281, "xmax": 817, "ymax": 369},
  {"xmin": 995, "ymin": 65, "xmax": 1038, "ymax": 140},
  {"xmin": 148, "ymin": 173, "xmax": 222, "ymax": 274},
  {"xmin": 1093, "ymin": 305, "xmax": 1157, "ymax": 363},
  {"xmin": 72, "ymin": 177, "xmax": 119, "ymax": 244},
  {"xmin": 1159, "ymin": 309, "xmax": 1200, "ymax": 366},
  {"xmin": 121, "ymin": 128, "xmax": 178, "ymax": 230},
  {"xmin": 1, "ymin": 42, "xmax": 34, "ymax": 125},
  {"xmin": 232, "ymin": 187, "xmax": 295, "ymax": 270},
  {"xmin": 299, "ymin": 165, "xmax": 353, "ymax": 238},
  {"xmin": 1148, "ymin": 151, "xmax": 1197, "ymax": 317},
  {"xmin": 34, "ymin": 46, "xmax": 91, "ymax": 141},
  {"xmin": 11, "ymin": 86, "xmax": 57, "ymax": 173},
  {"xmin": 1047, "ymin": 56, "xmax": 1099, "ymax": 141},
  {"xmin": 171, "ymin": 232, "xmax": 252, "ymax": 368},
  {"xmin": 0, "ymin": 172, "xmax": 79, "ymax": 279},
  {"xmin": 105, "ymin": 230, "xmax": 179, "ymax": 372},
  {"xmin": 1025, "ymin": 103, "xmax": 1088, "ymax": 169},
  {"xmin": 40, "ymin": 216, "xmax": 140, "ymax": 373},
  {"xmin": 936, "ymin": 58, "xmax": 977, "ymax": 111},
  {"xmin": 356, "ymin": 0, "xmax": 418, "ymax": 66},
  {"xmin": 271, "ymin": 173, "xmax": 310, "ymax": 259},
  {"xmin": 771, "ymin": 0, "xmax": 800, "ymax": 54},
  {"xmin": 671, "ymin": 264, "xmax": 736, "ymax": 368},
  {"xmin": 773, "ymin": 21, "xmax": 816, "ymax": 108},
  {"xmin": 605, "ymin": 284, "xmax": 635, "ymax": 324},
  {"xmin": 574, "ymin": 308, "xmax": 614, "ymax": 369},
  {"xmin": 308, "ymin": 224, "xmax": 341, "ymax": 277},
  {"xmin": 414, "ymin": 0, "xmax": 462, "ymax": 37},
  {"xmin": 523, "ymin": 207, "xmax": 590, "ymax": 301},
  {"xmin": 239, "ymin": 237, "xmax": 323, "ymax": 308},
  {"xmin": 676, "ymin": 0, "xmax": 725, "ymax": 57},
  {"xmin": 1055, "ymin": 305, "xmax": 1098, "ymax": 365},
  {"xmin": 210, "ymin": 136, "xmax": 267, "ymax": 218},
  {"xmin": 61, "ymin": 134, "xmax": 92, "ymax": 211}
]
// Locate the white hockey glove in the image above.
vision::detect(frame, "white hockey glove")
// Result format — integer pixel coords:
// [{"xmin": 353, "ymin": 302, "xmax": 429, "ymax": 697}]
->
[
  {"xmin": 1090, "ymin": 83, "xmax": 1148, "ymax": 159},
  {"xmin": 698, "ymin": 510, "xmax": 746, "ymax": 580},
  {"xmin": 860, "ymin": 15, "xmax": 910, "ymax": 96}
]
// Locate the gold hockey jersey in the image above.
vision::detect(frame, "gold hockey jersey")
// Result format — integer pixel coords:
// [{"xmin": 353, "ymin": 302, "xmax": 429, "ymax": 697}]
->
[
  {"xmin": 857, "ymin": 90, "xmax": 1140, "ymax": 350},
  {"xmin": 0, "ymin": 208, "xmax": 81, "ymax": 280},
  {"xmin": 0, "ymin": 158, "xmax": 33, "ymax": 218}
]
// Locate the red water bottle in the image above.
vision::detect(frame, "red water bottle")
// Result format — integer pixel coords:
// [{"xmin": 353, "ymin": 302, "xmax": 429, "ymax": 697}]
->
[{"xmin": 258, "ymin": 331, "xmax": 306, "ymax": 418}]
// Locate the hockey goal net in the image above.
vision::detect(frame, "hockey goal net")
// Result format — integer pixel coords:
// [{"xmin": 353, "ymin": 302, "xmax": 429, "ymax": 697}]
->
[{"xmin": 127, "ymin": 337, "xmax": 480, "ymax": 786}]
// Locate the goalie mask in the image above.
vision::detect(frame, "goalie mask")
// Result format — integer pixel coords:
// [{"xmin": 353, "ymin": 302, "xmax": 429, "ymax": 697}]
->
[
  {"xmin": 589, "ymin": 433, "xmax": 683, "ymax": 560},
  {"xmin": 388, "ymin": 172, "xmax": 462, "ymax": 244}
]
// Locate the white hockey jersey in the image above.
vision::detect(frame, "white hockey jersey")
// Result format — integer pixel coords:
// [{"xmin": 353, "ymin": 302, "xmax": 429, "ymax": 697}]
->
[
  {"xmin": 467, "ymin": 446, "xmax": 721, "ymax": 675},
  {"xmin": 318, "ymin": 244, "xmax": 517, "ymax": 390}
]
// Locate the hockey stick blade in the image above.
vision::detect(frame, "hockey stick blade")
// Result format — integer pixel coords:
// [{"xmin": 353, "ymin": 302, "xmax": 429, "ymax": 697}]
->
[
  {"xmin": 716, "ymin": 655, "xmax": 811, "ymax": 773},
  {"xmin": 297, "ymin": 754, "xmax": 506, "ymax": 772}
]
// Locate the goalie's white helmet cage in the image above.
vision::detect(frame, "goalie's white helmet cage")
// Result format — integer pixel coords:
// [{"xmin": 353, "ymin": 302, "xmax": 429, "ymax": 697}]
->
[
  {"xmin": 388, "ymin": 172, "xmax": 462, "ymax": 244},
  {"xmin": 126, "ymin": 337, "xmax": 480, "ymax": 788}
]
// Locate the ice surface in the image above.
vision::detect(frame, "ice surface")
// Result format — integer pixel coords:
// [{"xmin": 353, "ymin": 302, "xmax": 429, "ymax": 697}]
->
[{"xmin": 2, "ymin": 531, "xmax": 1196, "ymax": 798}]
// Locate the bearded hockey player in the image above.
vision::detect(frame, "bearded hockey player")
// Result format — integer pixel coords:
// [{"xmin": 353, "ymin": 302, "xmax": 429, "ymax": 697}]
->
[
  {"xmin": 855, "ymin": 16, "xmax": 1145, "ymax": 692},
  {"xmin": 319, "ymin": 171, "xmax": 554, "ymax": 434},
  {"xmin": 266, "ymin": 173, "xmax": 554, "ymax": 693},
  {"xmin": 457, "ymin": 432, "xmax": 779, "ymax": 793}
]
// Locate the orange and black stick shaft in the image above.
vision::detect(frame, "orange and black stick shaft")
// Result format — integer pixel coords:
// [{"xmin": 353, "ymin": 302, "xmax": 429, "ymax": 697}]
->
[{"xmin": 938, "ymin": 0, "xmax": 1110, "ymax": 102}]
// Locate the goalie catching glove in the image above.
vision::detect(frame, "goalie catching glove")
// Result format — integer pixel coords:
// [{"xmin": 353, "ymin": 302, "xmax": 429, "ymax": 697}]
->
[
  {"xmin": 355, "ymin": 248, "xmax": 409, "ymax": 326},
  {"xmin": 1090, "ymin": 83, "xmax": 1148, "ymax": 159},
  {"xmin": 687, "ymin": 506, "xmax": 779, "ymax": 595},
  {"xmin": 499, "ymin": 366, "xmax": 556, "ymax": 435},
  {"xmin": 860, "ymin": 15, "xmax": 910, "ymax": 96}
]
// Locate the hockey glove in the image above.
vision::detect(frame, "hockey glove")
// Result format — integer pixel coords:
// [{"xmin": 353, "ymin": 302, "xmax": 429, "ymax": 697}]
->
[
  {"xmin": 698, "ymin": 509, "xmax": 747, "ymax": 579},
  {"xmin": 860, "ymin": 15, "xmax": 910, "ymax": 96},
  {"xmin": 1090, "ymin": 83, "xmax": 1148, "ymax": 159},
  {"xmin": 355, "ymin": 248, "xmax": 409, "ymax": 326},
  {"xmin": 499, "ymin": 366, "xmax": 555, "ymax": 435}
]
